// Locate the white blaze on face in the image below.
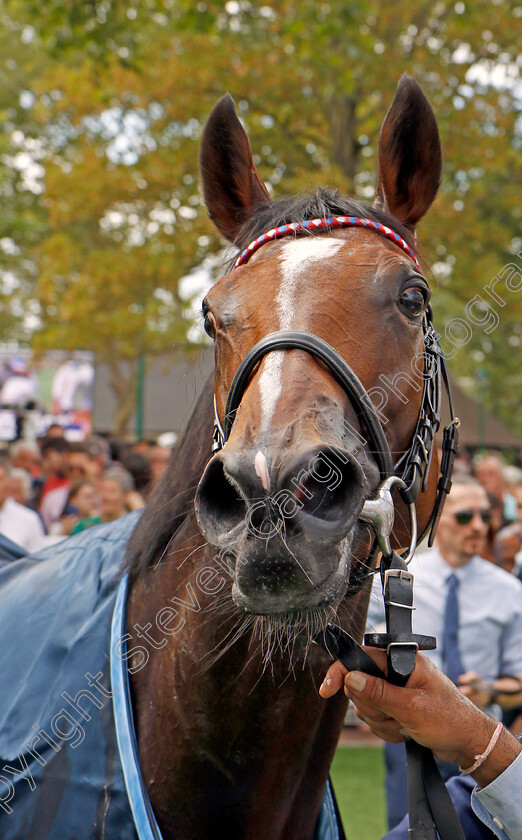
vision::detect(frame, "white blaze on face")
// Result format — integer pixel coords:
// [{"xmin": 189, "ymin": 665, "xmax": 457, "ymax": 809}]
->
[
  {"xmin": 257, "ymin": 236, "xmax": 345, "ymax": 434},
  {"xmin": 254, "ymin": 449, "xmax": 270, "ymax": 492}
]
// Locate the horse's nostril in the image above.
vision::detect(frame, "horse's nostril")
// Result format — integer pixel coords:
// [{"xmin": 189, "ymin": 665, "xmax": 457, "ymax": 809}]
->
[
  {"xmin": 288, "ymin": 448, "xmax": 366, "ymax": 532},
  {"xmin": 196, "ymin": 446, "xmax": 366, "ymax": 545},
  {"xmin": 296, "ymin": 462, "xmax": 356, "ymax": 519},
  {"xmin": 195, "ymin": 457, "xmax": 247, "ymax": 543}
]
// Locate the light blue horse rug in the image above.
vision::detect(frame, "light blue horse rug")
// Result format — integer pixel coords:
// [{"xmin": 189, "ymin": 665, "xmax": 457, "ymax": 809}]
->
[{"xmin": 0, "ymin": 515, "xmax": 343, "ymax": 840}]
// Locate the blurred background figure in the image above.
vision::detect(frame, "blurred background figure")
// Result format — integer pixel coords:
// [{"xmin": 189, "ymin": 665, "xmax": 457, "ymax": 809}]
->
[
  {"xmin": 473, "ymin": 453, "xmax": 517, "ymax": 525},
  {"xmin": 8, "ymin": 440, "xmax": 42, "ymax": 508},
  {"xmin": 8, "ymin": 467, "xmax": 33, "ymax": 507},
  {"xmin": 504, "ymin": 466, "xmax": 522, "ymax": 498},
  {"xmin": 130, "ymin": 439, "xmax": 153, "ymax": 457},
  {"xmin": 69, "ymin": 479, "xmax": 100, "ymax": 521},
  {"xmin": 494, "ymin": 524, "xmax": 522, "ymax": 578},
  {"xmin": 0, "ymin": 458, "xmax": 45, "ymax": 553},
  {"xmin": 120, "ymin": 451, "xmax": 152, "ymax": 500},
  {"xmin": 0, "ymin": 359, "xmax": 39, "ymax": 409},
  {"xmin": 8, "ymin": 440, "xmax": 41, "ymax": 478},
  {"xmin": 50, "ymin": 479, "xmax": 101, "ymax": 537},
  {"xmin": 71, "ymin": 466, "xmax": 140, "ymax": 535},
  {"xmin": 45, "ymin": 423, "xmax": 65, "ymax": 438},
  {"xmin": 38, "ymin": 437, "xmax": 71, "ymax": 531},
  {"xmin": 84, "ymin": 435, "xmax": 112, "ymax": 483},
  {"xmin": 483, "ymin": 492, "xmax": 505, "ymax": 564},
  {"xmin": 66, "ymin": 443, "xmax": 95, "ymax": 482},
  {"xmin": 149, "ymin": 445, "xmax": 171, "ymax": 487},
  {"xmin": 51, "ymin": 358, "xmax": 94, "ymax": 415},
  {"xmin": 508, "ymin": 474, "xmax": 522, "ymax": 531},
  {"xmin": 495, "ymin": 475, "xmax": 522, "ymax": 738}
]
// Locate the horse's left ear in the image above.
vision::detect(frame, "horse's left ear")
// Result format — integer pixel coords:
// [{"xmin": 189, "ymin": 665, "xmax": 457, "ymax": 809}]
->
[
  {"xmin": 200, "ymin": 93, "xmax": 271, "ymax": 244},
  {"xmin": 374, "ymin": 75, "xmax": 442, "ymax": 229}
]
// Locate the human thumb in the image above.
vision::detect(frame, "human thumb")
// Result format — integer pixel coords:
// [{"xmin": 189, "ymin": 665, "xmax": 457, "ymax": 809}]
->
[
  {"xmin": 344, "ymin": 669, "xmax": 395, "ymax": 713},
  {"xmin": 345, "ymin": 671, "xmax": 367, "ymax": 692}
]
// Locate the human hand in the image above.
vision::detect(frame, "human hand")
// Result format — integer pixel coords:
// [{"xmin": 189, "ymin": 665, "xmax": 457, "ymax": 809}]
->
[
  {"xmin": 320, "ymin": 650, "xmax": 521, "ymax": 786},
  {"xmin": 459, "ymin": 672, "xmax": 522, "ymax": 710},
  {"xmin": 125, "ymin": 490, "xmax": 146, "ymax": 511},
  {"xmin": 60, "ymin": 514, "xmax": 80, "ymax": 535},
  {"xmin": 458, "ymin": 671, "xmax": 494, "ymax": 708}
]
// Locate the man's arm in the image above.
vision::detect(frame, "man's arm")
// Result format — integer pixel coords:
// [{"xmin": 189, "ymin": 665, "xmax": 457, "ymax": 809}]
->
[{"xmin": 320, "ymin": 650, "xmax": 521, "ymax": 788}]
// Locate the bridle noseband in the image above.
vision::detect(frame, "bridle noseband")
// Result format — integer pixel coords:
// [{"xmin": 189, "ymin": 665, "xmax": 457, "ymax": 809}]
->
[{"xmin": 222, "ymin": 330, "xmax": 394, "ymax": 481}]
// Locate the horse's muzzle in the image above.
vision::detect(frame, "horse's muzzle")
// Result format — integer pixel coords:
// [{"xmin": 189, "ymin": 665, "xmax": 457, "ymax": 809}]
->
[
  {"xmin": 194, "ymin": 445, "xmax": 367, "ymax": 612},
  {"xmin": 195, "ymin": 445, "xmax": 367, "ymax": 547}
]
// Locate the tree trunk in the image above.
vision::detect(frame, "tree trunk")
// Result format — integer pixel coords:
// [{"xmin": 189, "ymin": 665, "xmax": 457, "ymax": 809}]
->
[
  {"xmin": 107, "ymin": 357, "xmax": 137, "ymax": 437},
  {"xmin": 330, "ymin": 96, "xmax": 357, "ymax": 183}
]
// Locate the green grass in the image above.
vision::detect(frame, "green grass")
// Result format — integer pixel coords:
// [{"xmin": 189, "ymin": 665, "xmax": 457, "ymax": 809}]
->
[{"xmin": 330, "ymin": 745, "xmax": 387, "ymax": 840}]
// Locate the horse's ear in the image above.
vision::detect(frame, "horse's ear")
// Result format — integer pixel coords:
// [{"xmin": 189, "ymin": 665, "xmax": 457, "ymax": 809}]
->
[
  {"xmin": 374, "ymin": 75, "xmax": 442, "ymax": 230},
  {"xmin": 200, "ymin": 94, "xmax": 271, "ymax": 244}
]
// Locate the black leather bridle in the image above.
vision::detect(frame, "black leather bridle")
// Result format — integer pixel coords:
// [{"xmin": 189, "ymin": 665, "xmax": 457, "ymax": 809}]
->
[{"xmin": 211, "ymin": 310, "xmax": 460, "ymax": 563}]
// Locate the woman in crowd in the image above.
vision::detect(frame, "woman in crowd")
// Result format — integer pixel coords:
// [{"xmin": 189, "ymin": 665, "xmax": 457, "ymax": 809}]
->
[{"xmin": 71, "ymin": 467, "xmax": 142, "ymax": 534}]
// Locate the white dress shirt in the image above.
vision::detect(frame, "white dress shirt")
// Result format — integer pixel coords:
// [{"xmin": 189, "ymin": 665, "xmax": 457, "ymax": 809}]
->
[
  {"xmin": 0, "ymin": 497, "xmax": 46, "ymax": 554},
  {"xmin": 366, "ymin": 545, "xmax": 522, "ymax": 680},
  {"xmin": 473, "ymin": 750, "xmax": 522, "ymax": 839}
]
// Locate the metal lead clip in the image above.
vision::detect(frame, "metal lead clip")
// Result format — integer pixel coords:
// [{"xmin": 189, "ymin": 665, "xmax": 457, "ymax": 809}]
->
[
  {"xmin": 359, "ymin": 476, "xmax": 417, "ymax": 564},
  {"xmin": 212, "ymin": 394, "xmax": 225, "ymax": 452}
]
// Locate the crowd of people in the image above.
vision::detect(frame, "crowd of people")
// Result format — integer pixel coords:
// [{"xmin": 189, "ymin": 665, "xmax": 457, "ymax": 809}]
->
[
  {"xmin": 1, "ymin": 432, "xmax": 522, "ymax": 836},
  {"xmin": 0, "ymin": 426, "xmax": 173, "ymax": 553}
]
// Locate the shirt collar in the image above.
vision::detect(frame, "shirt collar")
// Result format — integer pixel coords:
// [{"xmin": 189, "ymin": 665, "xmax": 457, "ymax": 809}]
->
[
  {"xmin": 435, "ymin": 548, "xmax": 479, "ymax": 583},
  {"xmin": 416, "ymin": 544, "xmax": 477, "ymax": 585}
]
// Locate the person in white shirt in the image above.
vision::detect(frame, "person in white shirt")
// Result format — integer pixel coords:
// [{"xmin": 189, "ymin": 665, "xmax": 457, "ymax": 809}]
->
[
  {"xmin": 0, "ymin": 360, "xmax": 39, "ymax": 408},
  {"xmin": 0, "ymin": 459, "xmax": 45, "ymax": 554},
  {"xmin": 365, "ymin": 475, "xmax": 522, "ymax": 829}
]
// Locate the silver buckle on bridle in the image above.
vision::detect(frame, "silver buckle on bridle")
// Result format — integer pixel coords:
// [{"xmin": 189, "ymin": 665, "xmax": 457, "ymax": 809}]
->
[{"xmin": 359, "ymin": 476, "xmax": 417, "ymax": 564}]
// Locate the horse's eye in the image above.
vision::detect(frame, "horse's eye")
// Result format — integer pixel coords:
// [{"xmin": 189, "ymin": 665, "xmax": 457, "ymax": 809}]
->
[
  {"xmin": 398, "ymin": 286, "xmax": 428, "ymax": 318},
  {"xmin": 203, "ymin": 312, "xmax": 217, "ymax": 339},
  {"xmin": 203, "ymin": 310, "xmax": 217, "ymax": 340}
]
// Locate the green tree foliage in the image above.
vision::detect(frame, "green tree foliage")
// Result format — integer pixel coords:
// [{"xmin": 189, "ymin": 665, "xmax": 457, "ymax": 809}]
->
[{"xmin": 1, "ymin": 0, "xmax": 520, "ymax": 434}]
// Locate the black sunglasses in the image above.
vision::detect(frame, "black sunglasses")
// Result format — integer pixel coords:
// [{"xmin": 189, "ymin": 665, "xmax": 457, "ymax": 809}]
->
[{"xmin": 454, "ymin": 508, "xmax": 492, "ymax": 526}]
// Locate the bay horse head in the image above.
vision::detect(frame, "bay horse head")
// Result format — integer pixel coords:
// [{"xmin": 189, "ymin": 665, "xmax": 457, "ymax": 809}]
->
[{"xmin": 195, "ymin": 75, "xmax": 444, "ymax": 623}]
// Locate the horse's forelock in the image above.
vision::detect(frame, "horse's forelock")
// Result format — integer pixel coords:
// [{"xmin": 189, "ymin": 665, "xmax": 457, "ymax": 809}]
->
[{"xmin": 229, "ymin": 188, "xmax": 418, "ymax": 269}]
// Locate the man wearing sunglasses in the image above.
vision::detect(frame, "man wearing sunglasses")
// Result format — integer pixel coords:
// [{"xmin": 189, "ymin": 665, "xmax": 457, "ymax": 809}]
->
[{"xmin": 366, "ymin": 474, "xmax": 522, "ymax": 830}]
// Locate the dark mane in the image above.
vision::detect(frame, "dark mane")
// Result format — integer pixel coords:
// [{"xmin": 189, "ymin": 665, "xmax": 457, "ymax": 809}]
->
[
  {"xmin": 124, "ymin": 378, "xmax": 214, "ymax": 579},
  {"xmin": 231, "ymin": 187, "xmax": 418, "ymax": 266}
]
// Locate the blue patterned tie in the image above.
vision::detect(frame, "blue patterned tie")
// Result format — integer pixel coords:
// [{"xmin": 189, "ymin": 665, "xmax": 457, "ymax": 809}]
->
[{"xmin": 442, "ymin": 573, "xmax": 465, "ymax": 684}]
